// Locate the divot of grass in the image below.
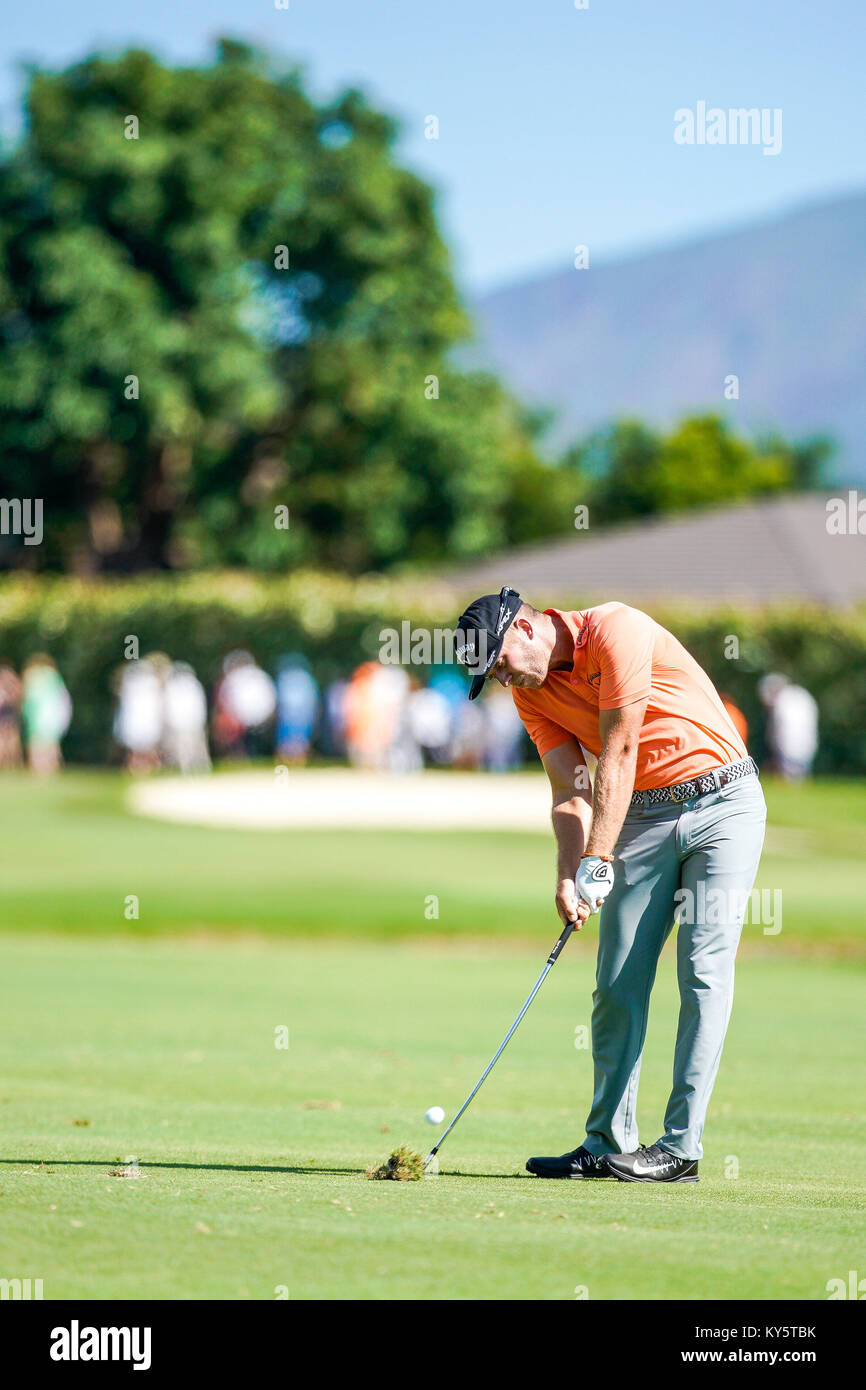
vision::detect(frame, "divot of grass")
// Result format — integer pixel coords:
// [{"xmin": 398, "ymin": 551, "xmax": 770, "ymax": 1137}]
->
[{"xmin": 366, "ymin": 1146, "xmax": 425, "ymax": 1181}]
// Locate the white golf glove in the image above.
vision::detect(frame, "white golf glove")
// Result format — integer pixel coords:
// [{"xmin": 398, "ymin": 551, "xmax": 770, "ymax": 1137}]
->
[{"xmin": 576, "ymin": 856, "xmax": 615, "ymax": 914}]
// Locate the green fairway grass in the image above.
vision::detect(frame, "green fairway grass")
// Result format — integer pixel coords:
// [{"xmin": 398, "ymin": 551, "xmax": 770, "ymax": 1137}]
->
[
  {"xmin": 0, "ymin": 934, "xmax": 862, "ymax": 1300},
  {"xmin": 0, "ymin": 771, "xmax": 864, "ymax": 949},
  {"xmin": 0, "ymin": 770, "xmax": 863, "ymax": 1299}
]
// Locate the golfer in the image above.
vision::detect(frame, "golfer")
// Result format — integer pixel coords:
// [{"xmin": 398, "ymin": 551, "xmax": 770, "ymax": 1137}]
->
[{"xmin": 455, "ymin": 588, "xmax": 766, "ymax": 1183}]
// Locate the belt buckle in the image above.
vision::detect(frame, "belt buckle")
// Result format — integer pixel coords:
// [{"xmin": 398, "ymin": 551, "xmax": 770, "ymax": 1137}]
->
[{"xmin": 669, "ymin": 781, "xmax": 689, "ymax": 803}]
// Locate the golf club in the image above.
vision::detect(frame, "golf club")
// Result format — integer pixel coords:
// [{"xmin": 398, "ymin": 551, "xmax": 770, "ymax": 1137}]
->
[{"xmin": 424, "ymin": 915, "xmax": 579, "ymax": 1169}]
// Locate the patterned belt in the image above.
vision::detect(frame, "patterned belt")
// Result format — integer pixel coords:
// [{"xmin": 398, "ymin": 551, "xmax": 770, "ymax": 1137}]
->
[{"xmin": 630, "ymin": 756, "xmax": 759, "ymax": 809}]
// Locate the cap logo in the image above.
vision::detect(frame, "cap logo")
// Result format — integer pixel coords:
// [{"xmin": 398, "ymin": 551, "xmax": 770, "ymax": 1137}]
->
[{"xmin": 453, "ymin": 629, "xmax": 487, "ymax": 670}]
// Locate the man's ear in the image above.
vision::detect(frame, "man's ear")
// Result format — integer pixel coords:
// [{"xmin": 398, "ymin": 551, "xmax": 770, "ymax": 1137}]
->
[{"xmin": 514, "ymin": 617, "xmax": 534, "ymax": 639}]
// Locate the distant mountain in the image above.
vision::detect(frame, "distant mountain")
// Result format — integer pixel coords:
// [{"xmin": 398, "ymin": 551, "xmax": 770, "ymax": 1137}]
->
[{"xmin": 470, "ymin": 192, "xmax": 866, "ymax": 481}]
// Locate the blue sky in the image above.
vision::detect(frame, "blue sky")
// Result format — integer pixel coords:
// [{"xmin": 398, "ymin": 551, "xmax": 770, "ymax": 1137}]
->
[{"xmin": 1, "ymin": 0, "xmax": 863, "ymax": 293}]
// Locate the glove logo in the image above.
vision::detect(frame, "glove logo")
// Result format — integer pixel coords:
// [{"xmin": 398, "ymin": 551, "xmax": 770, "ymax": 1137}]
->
[{"xmin": 576, "ymin": 856, "xmax": 616, "ymax": 915}]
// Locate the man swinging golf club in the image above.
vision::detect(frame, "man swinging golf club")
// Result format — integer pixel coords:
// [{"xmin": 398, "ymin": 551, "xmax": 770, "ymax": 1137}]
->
[{"xmin": 455, "ymin": 588, "xmax": 766, "ymax": 1183}]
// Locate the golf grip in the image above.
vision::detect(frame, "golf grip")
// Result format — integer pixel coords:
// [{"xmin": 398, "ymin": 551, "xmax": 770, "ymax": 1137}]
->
[
  {"xmin": 424, "ymin": 918, "xmax": 578, "ymax": 1165},
  {"xmin": 547, "ymin": 916, "xmax": 577, "ymax": 964}
]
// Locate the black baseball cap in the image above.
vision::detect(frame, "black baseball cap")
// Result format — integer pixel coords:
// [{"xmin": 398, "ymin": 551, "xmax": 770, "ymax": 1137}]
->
[{"xmin": 454, "ymin": 586, "xmax": 523, "ymax": 699}]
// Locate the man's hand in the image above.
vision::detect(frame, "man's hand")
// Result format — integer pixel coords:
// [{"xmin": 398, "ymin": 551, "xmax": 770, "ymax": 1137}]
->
[
  {"xmin": 576, "ymin": 856, "xmax": 615, "ymax": 915},
  {"xmin": 555, "ymin": 877, "xmax": 592, "ymax": 928}
]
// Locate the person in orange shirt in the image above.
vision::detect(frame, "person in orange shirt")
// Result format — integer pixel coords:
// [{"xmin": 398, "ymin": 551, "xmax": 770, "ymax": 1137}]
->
[
  {"xmin": 455, "ymin": 587, "xmax": 767, "ymax": 1183},
  {"xmin": 719, "ymin": 694, "xmax": 749, "ymax": 746}
]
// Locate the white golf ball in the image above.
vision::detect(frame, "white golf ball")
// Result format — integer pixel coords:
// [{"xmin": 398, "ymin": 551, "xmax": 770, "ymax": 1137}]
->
[{"xmin": 425, "ymin": 1105, "xmax": 445, "ymax": 1125}]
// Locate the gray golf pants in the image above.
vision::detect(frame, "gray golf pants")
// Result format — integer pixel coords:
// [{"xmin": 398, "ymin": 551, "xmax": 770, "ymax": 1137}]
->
[{"xmin": 582, "ymin": 775, "xmax": 767, "ymax": 1161}]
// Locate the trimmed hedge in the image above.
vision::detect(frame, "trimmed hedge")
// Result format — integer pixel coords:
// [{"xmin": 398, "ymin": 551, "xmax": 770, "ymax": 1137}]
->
[{"xmin": 0, "ymin": 572, "xmax": 864, "ymax": 773}]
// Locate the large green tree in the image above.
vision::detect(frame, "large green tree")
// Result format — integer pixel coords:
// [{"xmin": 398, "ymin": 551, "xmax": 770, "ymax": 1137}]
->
[
  {"xmin": 0, "ymin": 41, "xmax": 568, "ymax": 572},
  {"xmin": 573, "ymin": 415, "xmax": 832, "ymax": 525}
]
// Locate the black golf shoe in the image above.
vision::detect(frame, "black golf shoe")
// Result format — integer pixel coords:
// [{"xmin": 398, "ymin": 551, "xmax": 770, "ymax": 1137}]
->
[
  {"xmin": 604, "ymin": 1143, "xmax": 699, "ymax": 1183},
  {"xmin": 525, "ymin": 1145, "xmax": 613, "ymax": 1179}
]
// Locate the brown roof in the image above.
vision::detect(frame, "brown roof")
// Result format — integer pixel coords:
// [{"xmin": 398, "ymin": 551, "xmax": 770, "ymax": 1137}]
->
[{"xmin": 448, "ymin": 494, "xmax": 865, "ymax": 607}]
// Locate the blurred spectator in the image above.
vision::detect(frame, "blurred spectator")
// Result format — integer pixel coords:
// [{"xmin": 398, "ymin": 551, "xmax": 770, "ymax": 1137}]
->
[
  {"xmin": 114, "ymin": 658, "xmax": 164, "ymax": 773},
  {"xmin": 21, "ymin": 654, "xmax": 72, "ymax": 776},
  {"xmin": 428, "ymin": 666, "xmax": 469, "ymax": 714},
  {"xmin": 163, "ymin": 661, "xmax": 211, "ymax": 773},
  {"xmin": 343, "ymin": 662, "xmax": 380, "ymax": 768},
  {"xmin": 719, "ymin": 693, "xmax": 749, "ymax": 745},
  {"xmin": 276, "ymin": 655, "xmax": 320, "ymax": 765},
  {"xmin": 428, "ymin": 666, "xmax": 467, "ymax": 754},
  {"xmin": 212, "ymin": 651, "xmax": 277, "ymax": 759},
  {"xmin": 320, "ymin": 679, "xmax": 348, "ymax": 758},
  {"xmin": 407, "ymin": 683, "xmax": 453, "ymax": 765},
  {"xmin": 344, "ymin": 661, "xmax": 412, "ymax": 770},
  {"xmin": 759, "ymin": 673, "xmax": 819, "ymax": 781},
  {"xmin": 450, "ymin": 697, "xmax": 486, "ymax": 770},
  {"xmin": 386, "ymin": 669, "xmax": 422, "ymax": 772},
  {"xmin": 0, "ymin": 665, "xmax": 23, "ymax": 769},
  {"xmin": 482, "ymin": 683, "xmax": 527, "ymax": 771}
]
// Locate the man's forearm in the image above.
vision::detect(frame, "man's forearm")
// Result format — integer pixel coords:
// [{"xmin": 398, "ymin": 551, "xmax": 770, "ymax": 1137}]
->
[
  {"xmin": 584, "ymin": 746, "xmax": 638, "ymax": 858},
  {"xmin": 552, "ymin": 798, "xmax": 592, "ymax": 882}
]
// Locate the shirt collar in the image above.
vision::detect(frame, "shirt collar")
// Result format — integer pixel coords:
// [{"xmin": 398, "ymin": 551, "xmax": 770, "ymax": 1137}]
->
[{"xmin": 544, "ymin": 608, "xmax": 588, "ymax": 679}]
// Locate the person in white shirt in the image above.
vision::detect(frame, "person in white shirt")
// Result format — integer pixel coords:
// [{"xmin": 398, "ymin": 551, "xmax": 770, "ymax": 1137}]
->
[{"xmin": 759, "ymin": 673, "xmax": 819, "ymax": 781}]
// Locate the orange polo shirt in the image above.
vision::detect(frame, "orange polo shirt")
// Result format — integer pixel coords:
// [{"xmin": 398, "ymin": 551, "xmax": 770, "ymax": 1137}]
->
[{"xmin": 512, "ymin": 603, "xmax": 748, "ymax": 791}]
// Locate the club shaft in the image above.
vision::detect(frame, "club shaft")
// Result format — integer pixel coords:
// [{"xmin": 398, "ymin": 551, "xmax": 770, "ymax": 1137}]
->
[{"xmin": 425, "ymin": 919, "xmax": 576, "ymax": 1165}]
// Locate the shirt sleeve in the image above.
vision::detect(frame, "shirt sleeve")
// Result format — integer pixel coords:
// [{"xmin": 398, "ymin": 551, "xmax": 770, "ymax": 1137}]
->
[
  {"xmin": 590, "ymin": 605, "xmax": 654, "ymax": 710},
  {"xmin": 511, "ymin": 690, "xmax": 572, "ymax": 758}
]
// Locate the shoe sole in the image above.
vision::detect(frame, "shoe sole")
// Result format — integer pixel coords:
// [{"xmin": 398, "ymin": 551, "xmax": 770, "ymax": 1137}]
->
[{"xmin": 609, "ymin": 1169, "xmax": 699, "ymax": 1183}]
